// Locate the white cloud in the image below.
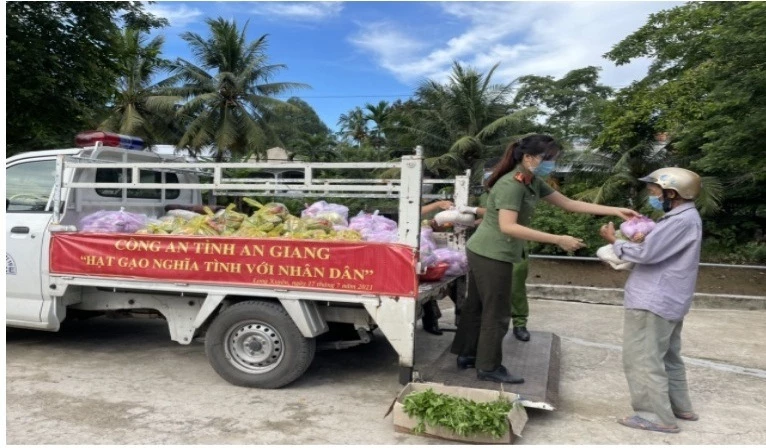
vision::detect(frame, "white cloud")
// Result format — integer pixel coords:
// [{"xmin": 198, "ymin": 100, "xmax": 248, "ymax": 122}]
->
[
  {"xmin": 144, "ymin": 3, "xmax": 204, "ymax": 28},
  {"xmin": 350, "ymin": 1, "xmax": 681, "ymax": 89},
  {"xmin": 348, "ymin": 22, "xmax": 431, "ymax": 76},
  {"xmin": 250, "ymin": 2, "xmax": 343, "ymax": 21}
]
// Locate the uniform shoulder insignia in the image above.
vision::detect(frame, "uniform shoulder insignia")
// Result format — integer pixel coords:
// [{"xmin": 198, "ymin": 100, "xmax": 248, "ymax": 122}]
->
[{"xmin": 514, "ymin": 172, "xmax": 533, "ymax": 185}]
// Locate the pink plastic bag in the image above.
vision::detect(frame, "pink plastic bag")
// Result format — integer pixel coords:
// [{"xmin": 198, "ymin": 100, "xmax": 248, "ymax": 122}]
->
[
  {"xmin": 420, "ymin": 227, "xmax": 437, "ymax": 253},
  {"xmin": 350, "ymin": 211, "xmax": 399, "ymax": 242},
  {"xmin": 433, "ymin": 248, "xmax": 468, "ymax": 276},
  {"xmin": 619, "ymin": 216, "xmax": 656, "ymax": 242},
  {"xmin": 78, "ymin": 208, "xmax": 148, "ymax": 233}
]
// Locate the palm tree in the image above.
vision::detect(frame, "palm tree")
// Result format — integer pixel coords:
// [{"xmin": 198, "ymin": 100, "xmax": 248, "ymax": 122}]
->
[
  {"xmin": 337, "ymin": 107, "xmax": 368, "ymax": 147},
  {"xmin": 159, "ymin": 18, "xmax": 308, "ymax": 161},
  {"xmin": 288, "ymin": 133, "xmax": 338, "ymax": 162},
  {"xmin": 99, "ymin": 28, "xmax": 177, "ymax": 145},
  {"xmin": 407, "ymin": 61, "xmax": 538, "ymax": 182},
  {"xmin": 363, "ymin": 100, "xmax": 391, "ymax": 148},
  {"xmin": 565, "ymin": 138, "xmax": 723, "ymax": 215}
]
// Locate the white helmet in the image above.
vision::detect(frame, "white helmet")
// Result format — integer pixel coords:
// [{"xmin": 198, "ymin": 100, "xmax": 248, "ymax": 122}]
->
[{"xmin": 639, "ymin": 167, "xmax": 701, "ymax": 200}]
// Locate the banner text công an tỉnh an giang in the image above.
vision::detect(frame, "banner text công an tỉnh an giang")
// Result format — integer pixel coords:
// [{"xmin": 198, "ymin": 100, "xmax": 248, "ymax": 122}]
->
[{"xmin": 50, "ymin": 233, "xmax": 418, "ymax": 297}]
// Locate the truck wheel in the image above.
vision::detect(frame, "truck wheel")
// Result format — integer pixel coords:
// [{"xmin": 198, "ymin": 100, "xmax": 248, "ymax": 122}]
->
[{"xmin": 205, "ymin": 300, "xmax": 315, "ymax": 389}]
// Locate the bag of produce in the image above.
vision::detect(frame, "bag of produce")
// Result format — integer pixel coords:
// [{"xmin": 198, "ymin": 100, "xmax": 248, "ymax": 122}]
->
[
  {"xmin": 283, "ymin": 215, "xmax": 307, "ymax": 233},
  {"xmin": 332, "ymin": 229, "xmax": 363, "ymax": 241},
  {"xmin": 349, "ymin": 211, "xmax": 399, "ymax": 242},
  {"xmin": 165, "ymin": 209, "xmax": 202, "ymax": 221},
  {"xmin": 618, "ymin": 216, "xmax": 656, "ymax": 243},
  {"xmin": 302, "ymin": 217, "xmax": 334, "ymax": 232},
  {"xmin": 234, "ymin": 226, "xmax": 269, "ymax": 238},
  {"xmin": 79, "ymin": 208, "xmax": 148, "ymax": 233},
  {"xmin": 243, "ymin": 198, "xmax": 290, "ymax": 220},
  {"xmin": 302, "ymin": 200, "xmax": 350, "ymax": 227},
  {"xmin": 433, "ymin": 248, "xmax": 469, "ymax": 276},
  {"xmin": 420, "ymin": 227, "xmax": 437, "ymax": 253},
  {"xmin": 218, "ymin": 203, "xmax": 246, "ymax": 232},
  {"xmin": 171, "ymin": 213, "xmax": 221, "ymax": 236}
]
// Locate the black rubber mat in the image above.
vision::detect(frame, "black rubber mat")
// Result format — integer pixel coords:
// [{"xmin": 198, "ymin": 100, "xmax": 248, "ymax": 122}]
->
[{"xmin": 416, "ymin": 331, "xmax": 560, "ymax": 410}]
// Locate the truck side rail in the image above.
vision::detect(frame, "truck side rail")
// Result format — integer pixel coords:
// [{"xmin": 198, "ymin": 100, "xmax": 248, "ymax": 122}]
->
[{"xmin": 53, "ymin": 149, "xmax": 470, "ymax": 252}]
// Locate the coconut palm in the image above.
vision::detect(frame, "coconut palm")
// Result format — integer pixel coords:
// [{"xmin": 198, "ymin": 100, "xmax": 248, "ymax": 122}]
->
[
  {"xmin": 159, "ymin": 18, "xmax": 308, "ymax": 161},
  {"xmin": 565, "ymin": 138, "xmax": 723, "ymax": 215},
  {"xmin": 337, "ymin": 106, "xmax": 369, "ymax": 146},
  {"xmin": 363, "ymin": 100, "xmax": 391, "ymax": 148},
  {"xmin": 407, "ymin": 62, "xmax": 538, "ymax": 181},
  {"xmin": 98, "ymin": 28, "xmax": 177, "ymax": 145}
]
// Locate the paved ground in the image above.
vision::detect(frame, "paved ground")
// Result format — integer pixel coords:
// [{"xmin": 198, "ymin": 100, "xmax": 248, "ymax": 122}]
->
[{"xmin": 5, "ymin": 299, "xmax": 766, "ymax": 445}]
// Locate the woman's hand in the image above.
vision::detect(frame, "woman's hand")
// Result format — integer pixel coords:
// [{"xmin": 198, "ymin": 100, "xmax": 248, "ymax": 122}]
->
[
  {"xmin": 600, "ymin": 222, "xmax": 617, "ymax": 243},
  {"xmin": 556, "ymin": 235, "xmax": 586, "ymax": 252},
  {"xmin": 613, "ymin": 207, "xmax": 640, "ymax": 221},
  {"xmin": 435, "ymin": 200, "xmax": 454, "ymax": 210}
]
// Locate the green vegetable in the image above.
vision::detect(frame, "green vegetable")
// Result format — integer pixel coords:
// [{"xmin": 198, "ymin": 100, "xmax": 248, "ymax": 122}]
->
[{"xmin": 402, "ymin": 388, "xmax": 515, "ymax": 439}]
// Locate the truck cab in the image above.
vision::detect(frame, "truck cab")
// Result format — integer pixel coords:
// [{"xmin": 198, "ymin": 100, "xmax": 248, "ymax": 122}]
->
[{"xmin": 6, "ymin": 143, "xmax": 197, "ymax": 330}]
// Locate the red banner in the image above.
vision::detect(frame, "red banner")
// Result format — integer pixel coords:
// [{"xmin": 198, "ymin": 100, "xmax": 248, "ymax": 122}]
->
[{"xmin": 50, "ymin": 234, "xmax": 418, "ymax": 297}]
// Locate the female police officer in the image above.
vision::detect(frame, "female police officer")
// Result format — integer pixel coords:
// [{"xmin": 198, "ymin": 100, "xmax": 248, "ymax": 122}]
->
[{"xmin": 451, "ymin": 134, "xmax": 639, "ymax": 383}]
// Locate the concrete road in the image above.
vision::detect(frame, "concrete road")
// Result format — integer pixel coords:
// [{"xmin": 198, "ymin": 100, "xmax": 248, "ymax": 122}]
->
[{"xmin": 6, "ymin": 299, "xmax": 766, "ymax": 444}]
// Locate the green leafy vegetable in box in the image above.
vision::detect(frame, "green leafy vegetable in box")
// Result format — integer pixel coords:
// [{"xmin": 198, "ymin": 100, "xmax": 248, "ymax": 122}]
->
[{"xmin": 402, "ymin": 388, "xmax": 515, "ymax": 439}]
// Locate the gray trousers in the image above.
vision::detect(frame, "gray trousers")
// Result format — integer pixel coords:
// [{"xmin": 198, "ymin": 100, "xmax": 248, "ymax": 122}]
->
[{"xmin": 623, "ymin": 309, "xmax": 694, "ymax": 426}]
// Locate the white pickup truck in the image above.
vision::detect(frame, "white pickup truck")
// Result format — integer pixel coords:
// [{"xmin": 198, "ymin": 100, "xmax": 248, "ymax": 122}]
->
[{"xmin": 5, "ymin": 135, "xmax": 470, "ymax": 388}]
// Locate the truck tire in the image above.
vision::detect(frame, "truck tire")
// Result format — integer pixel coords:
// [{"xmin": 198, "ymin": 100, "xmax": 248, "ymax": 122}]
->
[{"xmin": 205, "ymin": 300, "xmax": 316, "ymax": 389}]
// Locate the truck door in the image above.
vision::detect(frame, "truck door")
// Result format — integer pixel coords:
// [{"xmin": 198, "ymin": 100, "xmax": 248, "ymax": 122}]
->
[{"xmin": 5, "ymin": 157, "xmax": 57, "ymax": 323}]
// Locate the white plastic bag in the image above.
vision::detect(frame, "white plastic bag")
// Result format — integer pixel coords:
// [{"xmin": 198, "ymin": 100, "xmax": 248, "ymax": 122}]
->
[{"xmin": 596, "ymin": 244, "xmax": 634, "ymax": 271}]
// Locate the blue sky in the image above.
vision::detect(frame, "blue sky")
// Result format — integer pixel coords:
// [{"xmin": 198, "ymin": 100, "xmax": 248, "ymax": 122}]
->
[{"xmin": 145, "ymin": 1, "xmax": 681, "ymax": 132}]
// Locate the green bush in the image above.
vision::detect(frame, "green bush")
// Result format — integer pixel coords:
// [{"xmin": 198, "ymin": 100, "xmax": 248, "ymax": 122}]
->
[
  {"xmin": 530, "ymin": 202, "xmax": 766, "ymax": 264},
  {"xmin": 702, "ymin": 241, "xmax": 766, "ymax": 264},
  {"xmin": 528, "ymin": 202, "xmax": 614, "ymax": 256}
]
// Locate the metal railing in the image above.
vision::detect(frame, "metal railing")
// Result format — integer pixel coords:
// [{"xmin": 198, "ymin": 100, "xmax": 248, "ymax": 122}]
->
[{"xmin": 529, "ymin": 254, "xmax": 765, "ymax": 270}]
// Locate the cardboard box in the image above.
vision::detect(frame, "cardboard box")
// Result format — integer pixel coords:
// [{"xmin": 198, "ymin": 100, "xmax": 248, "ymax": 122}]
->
[{"xmin": 392, "ymin": 382, "xmax": 528, "ymax": 444}]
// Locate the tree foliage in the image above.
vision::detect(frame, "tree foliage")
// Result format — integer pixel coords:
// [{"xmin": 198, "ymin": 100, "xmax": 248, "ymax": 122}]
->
[
  {"xmin": 407, "ymin": 62, "xmax": 540, "ymax": 182},
  {"xmin": 600, "ymin": 1, "xmax": 765, "ymax": 244},
  {"xmin": 265, "ymin": 97, "xmax": 332, "ymax": 153},
  {"xmin": 160, "ymin": 18, "xmax": 308, "ymax": 161},
  {"xmin": 337, "ymin": 106, "xmax": 369, "ymax": 147},
  {"xmin": 6, "ymin": 1, "xmax": 166, "ymax": 155},
  {"xmin": 98, "ymin": 28, "xmax": 178, "ymax": 146},
  {"xmin": 514, "ymin": 66, "xmax": 613, "ymax": 142}
]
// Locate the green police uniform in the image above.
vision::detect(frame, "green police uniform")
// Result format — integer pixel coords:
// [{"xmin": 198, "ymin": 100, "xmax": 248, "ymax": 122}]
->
[
  {"xmin": 479, "ymin": 191, "xmax": 530, "ymax": 328},
  {"xmin": 451, "ymin": 168, "xmax": 554, "ymax": 371}
]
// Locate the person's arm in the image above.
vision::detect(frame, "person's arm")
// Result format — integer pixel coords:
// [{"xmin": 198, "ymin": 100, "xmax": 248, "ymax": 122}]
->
[
  {"xmin": 421, "ymin": 200, "xmax": 454, "ymax": 215},
  {"xmin": 602, "ymin": 219, "xmax": 697, "ymax": 265},
  {"xmin": 458, "ymin": 205, "xmax": 486, "ymax": 216},
  {"xmin": 498, "ymin": 209, "xmax": 585, "ymax": 252},
  {"xmin": 543, "ymin": 191, "xmax": 639, "ymax": 221}
]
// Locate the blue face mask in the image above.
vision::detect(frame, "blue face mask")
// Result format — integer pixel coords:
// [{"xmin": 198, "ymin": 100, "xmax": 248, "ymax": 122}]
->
[
  {"xmin": 648, "ymin": 195, "xmax": 664, "ymax": 210},
  {"xmin": 534, "ymin": 160, "xmax": 556, "ymax": 177}
]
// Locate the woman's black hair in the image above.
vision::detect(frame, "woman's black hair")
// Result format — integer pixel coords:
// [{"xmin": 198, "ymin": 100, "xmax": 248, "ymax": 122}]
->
[{"xmin": 486, "ymin": 134, "xmax": 562, "ymax": 188}]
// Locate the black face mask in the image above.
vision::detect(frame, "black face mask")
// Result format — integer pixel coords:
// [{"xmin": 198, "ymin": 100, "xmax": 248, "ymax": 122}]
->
[{"xmin": 662, "ymin": 197, "xmax": 673, "ymax": 212}]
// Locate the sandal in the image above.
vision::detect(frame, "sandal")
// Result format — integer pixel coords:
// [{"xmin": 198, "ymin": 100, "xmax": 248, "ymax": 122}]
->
[
  {"xmin": 618, "ymin": 415, "xmax": 681, "ymax": 434},
  {"xmin": 674, "ymin": 411, "xmax": 699, "ymax": 421}
]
